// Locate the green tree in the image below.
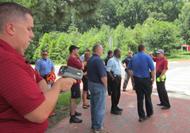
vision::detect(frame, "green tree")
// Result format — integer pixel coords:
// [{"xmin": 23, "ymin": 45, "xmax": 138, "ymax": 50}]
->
[
  {"xmin": 143, "ymin": 18, "xmax": 180, "ymax": 54},
  {"xmin": 179, "ymin": 2, "xmax": 190, "ymax": 44}
]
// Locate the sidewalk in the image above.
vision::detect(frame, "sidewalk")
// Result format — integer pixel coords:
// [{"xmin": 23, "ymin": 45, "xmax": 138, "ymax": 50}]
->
[{"xmin": 47, "ymin": 91, "xmax": 190, "ymax": 133}]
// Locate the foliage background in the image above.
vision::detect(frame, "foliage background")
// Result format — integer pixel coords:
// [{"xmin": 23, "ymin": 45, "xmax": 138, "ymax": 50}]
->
[{"xmin": 1, "ymin": 0, "xmax": 190, "ymax": 63}]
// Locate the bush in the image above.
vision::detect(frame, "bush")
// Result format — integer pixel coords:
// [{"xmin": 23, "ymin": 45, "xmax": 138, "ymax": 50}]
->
[{"xmin": 33, "ymin": 19, "xmax": 181, "ymax": 63}]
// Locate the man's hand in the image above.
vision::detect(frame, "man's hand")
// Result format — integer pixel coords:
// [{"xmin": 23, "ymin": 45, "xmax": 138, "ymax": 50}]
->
[
  {"xmin": 129, "ymin": 70, "xmax": 133, "ymax": 77},
  {"xmin": 151, "ymin": 77, "xmax": 155, "ymax": 84},
  {"xmin": 54, "ymin": 78, "xmax": 76, "ymax": 92}
]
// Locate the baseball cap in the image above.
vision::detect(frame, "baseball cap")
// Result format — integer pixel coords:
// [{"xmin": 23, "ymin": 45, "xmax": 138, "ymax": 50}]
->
[
  {"xmin": 156, "ymin": 49, "xmax": 164, "ymax": 54},
  {"xmin": 69, "ymin": 45, "xmax": 79, "ymax": 53}
]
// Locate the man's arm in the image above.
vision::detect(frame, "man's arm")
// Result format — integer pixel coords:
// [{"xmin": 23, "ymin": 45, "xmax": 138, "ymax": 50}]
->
[
  {"xmin": 160, "ymin": 69, "xmax": 167, "ymax": 78},
  {"xmin": 50, "ymin": 60, "xmax": 55, "ymax": 72},
  {"xmin": 101, "ymin": 76, "xmax": 107, "ymax": 89},
  {"xmin": 107, "ymin": 71, "xmax": 114, "ymax": 80},
  {"xmin": 106, "ymin": 59, "xmax": 115, "ymax": 80},
  {"xmin": 150, "ymin": 70, "xmax": 155, "ymax": 83},
  {"xmin": 128, "ymin": 70, "xmax": 133, "ymax": 77},
  {"xmin": 24, "ymin": 78, "xmax": 76, "ymax": 123},
  {"xmin": 147, "ymin": 56, "xmax": 155, "ymax": 83},
  {"xmin": 149, "ymin": 53, "xmax": 157, "ymax": 62},
  {"xmin": 160, "ymin": 59, "xmax": 168, "ymax": 78},
  {"xmin": 38, "ymin": 79, "xmax": 49, "ymax": 93}
]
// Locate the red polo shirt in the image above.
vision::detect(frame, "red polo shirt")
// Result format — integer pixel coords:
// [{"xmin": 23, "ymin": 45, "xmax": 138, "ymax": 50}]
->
[
  {"xmin": 67, "ymin": 54, "xmax": 83, "ymax": 69},
  {"xmin": 0, "ymin": 39, "xmax": 48, "ymax": 133},
  {"xmin": 153, "ymin": 57, "xmax": 168, "ymax": 73}
]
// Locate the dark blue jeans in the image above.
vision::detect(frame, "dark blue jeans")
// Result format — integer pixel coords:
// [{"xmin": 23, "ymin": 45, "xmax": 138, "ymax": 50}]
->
[{"xmin": 88, "ymin": 81, "xmax": 106, "ymax": 130}]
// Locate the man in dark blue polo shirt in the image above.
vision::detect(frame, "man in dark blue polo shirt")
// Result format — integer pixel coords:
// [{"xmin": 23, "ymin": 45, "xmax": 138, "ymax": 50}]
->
[
  {"xmin": 128, "ymin": 44, "xmax": 155, "ymax": 122},
  {"xmin": 87, "ymin": 44, "xmax": 107, "ymax": 133}
]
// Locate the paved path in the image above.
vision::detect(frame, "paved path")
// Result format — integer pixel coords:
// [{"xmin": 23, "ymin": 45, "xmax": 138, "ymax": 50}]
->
[
  {"xmin": 47, "ymin": 60, "xmax": 190, "ymax": 133},
  {"xmin": 54, "ymin": 61, "xmax": 190, "ymax": 97},
  {"xmin": 47, "ymin": 91, "xmax": 190, "ymax": 133},
  {"xmin": 166, "ymin": 61, "xmax": 190, "ymax": 96}
]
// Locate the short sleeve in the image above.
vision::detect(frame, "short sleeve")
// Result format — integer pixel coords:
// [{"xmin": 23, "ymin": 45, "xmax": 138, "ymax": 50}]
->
[
  {"xmin": 50, "ymin": 60, "xmax": 54, "ymax": 70},
  {"xmin": 96, "ymin": 59, "xmax": 107, "ymax": 78},
  {"xmin": 163, "ymin": 59, "xmax": 168, "ymax": 70},
  {"xmin": 0, "ymin": 61, "xmax": 45, "ymax": 116},
  {"xmin": 106, "ymin": 59, "xmax": 113, "ymax": 72}
]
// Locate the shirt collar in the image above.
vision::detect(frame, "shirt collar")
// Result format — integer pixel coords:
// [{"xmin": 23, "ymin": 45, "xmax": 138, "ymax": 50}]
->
[
  {"xmin": 139, "ymin": 51, "xmax": 145, "ymax": 54},
  {"xmin": 113, "ymin": 56, "xmax": 120, "ymax": 61},
  {"xmin": 0, "ymin": 38, "xmax": 25, "ymax": 61},
  {"xmin": 42, "ymin": 58, "xmax": 48, "ymax": 61}
]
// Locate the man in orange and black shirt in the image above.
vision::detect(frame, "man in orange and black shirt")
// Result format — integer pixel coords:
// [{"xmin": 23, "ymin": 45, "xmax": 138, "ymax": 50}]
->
[{"xmin": 153, "ymin": 49, "xmax": 171, "ymax": 110}]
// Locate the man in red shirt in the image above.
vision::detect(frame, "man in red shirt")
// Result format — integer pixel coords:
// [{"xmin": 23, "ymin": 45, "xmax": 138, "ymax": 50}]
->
[
  {"xmin": 0, "ymin": 2, "xmax": 75, "ymax": 133},
  {"xmin": 153, "ymin": 49, "xmax": 171, "ymax": 110},
  {"xmin": 67, "ymin": 45, "xmax": 83, "ymax": 123}
]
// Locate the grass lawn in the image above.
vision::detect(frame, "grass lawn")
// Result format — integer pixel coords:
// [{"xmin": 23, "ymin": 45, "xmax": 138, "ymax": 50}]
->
[
  {"xmin": 48, "ymin": 91, "xmax": 81, "ymax": 128},
  {"xmin": 168, "ymin": 51, "xmax": 190, "ymax": 61}
]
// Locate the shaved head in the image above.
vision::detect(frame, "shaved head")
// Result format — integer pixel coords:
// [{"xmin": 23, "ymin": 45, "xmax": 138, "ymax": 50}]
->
[
  {"xmin": 0, "ymin": 2, "xmax": 32, "ymax": 32},
  {"xmin": 92, "ymin": 43, "xmax": 104, "ymax": 56}
]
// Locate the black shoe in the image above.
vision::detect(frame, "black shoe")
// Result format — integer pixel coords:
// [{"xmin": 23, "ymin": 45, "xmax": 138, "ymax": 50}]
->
[
  {"xmin": 70, "ymin": 116, "xmax": 82, "ymax": 123},
  {"xmin": 116, "ymin": 106, "xmax": 123, "ymax": 111},
  {"xmin": 138, "ymin": 117, "xmax": 147, "ymax": 122},
  {"xmin": 147, "ymin": 113, "xmax": 153, "ymax": 118},
  {"xmin": 161, "ymin": 106, "xmax": 170, "ymax": 110},
  {"xmin": 75, "ymin": 111, "xmax": 82, "ymax": 116},
  {"xmin": 157, "ymin": 103, "xmax": 164, "ymax": 106},
  {"xmin": 87, "ymin": 94, "xmax": 91, "ymax": 99},
  {"xmin": 111, "ymin": 110, "xmax": 122, "ymax": 115}
]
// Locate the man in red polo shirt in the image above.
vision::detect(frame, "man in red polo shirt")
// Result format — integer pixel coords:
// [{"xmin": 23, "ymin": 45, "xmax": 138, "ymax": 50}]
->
[
  {"xmin": 153, "ymin": 49, "xmax": 171, "ymax": 110},
  {"xmin": 67, "ymin": 45, "xmax": 83, "ymax": 123},
  {"xmin": 0, "ymin": 2, "xmax": 75, "ymax": 133}
]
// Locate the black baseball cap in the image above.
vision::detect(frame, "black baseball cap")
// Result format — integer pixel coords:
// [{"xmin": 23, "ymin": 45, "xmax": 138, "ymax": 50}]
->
[{"xmin": 69, "ymin": 45, "xmax": 79, "ymax": 53}]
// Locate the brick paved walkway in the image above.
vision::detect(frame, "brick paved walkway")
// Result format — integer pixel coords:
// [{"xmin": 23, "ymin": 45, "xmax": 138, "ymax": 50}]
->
[{"xmin": 47, "ymin": 91, "xmax": 190, "ymax": 133}]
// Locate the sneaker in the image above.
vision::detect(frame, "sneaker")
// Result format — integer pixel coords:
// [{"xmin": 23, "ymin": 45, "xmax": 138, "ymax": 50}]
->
[
  {"xmin": 70, "ymin": 116, "xmax": 82, "ymax": 123},
  {"xmin": 87, "ymin": 94, "xmax": 91, "ymax": 99}
]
